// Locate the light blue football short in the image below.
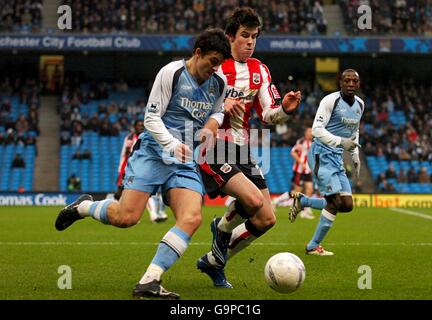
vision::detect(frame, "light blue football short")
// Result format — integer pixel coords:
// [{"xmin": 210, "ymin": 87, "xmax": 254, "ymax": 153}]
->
[
  {"xmin": 308, "ymin": 142, "xmax": 352, "ymax": 196},
  {"xmin": 123, "ymin": 151, "xmax": 204, "ymax": 202}
]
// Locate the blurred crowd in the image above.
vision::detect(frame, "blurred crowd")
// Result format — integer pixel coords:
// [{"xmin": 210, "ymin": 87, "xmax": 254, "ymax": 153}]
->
[
  {"xmin": 2, "ymin": 73, "xmax": 429, "ymax": 192},
  {"xmin": 263, "ymin": 76, "xmax": 432, "ymax": 189},
  {"xmin": 59, "ymin": 75, "xmax": 431, "ymax": 158},
  {"xmin": 58, "ymin": 77, "xmax": 321, "ymax": 148},
  {"xmin": 0, "ymin": 0, "xmax": 43, "ymax": 33},
  {"xmin": 3, "ymin": 0, "xmax": 432, "ymax": 36},
  {"xmin": 376, "ymin": 163, "xmax": 430, "ymax": 193},
  {"xmin": 357, "ymin": 78, "xmax": 431, "ymax": 189},
  {"xmin": 59, "ymin": 77, "xmax": 150, "ymax": 147},
  {"xmin": 265, "ymin": 78, "xmax": 321, "ymax": 146},
  {"xmin": 339, "ymin": 0, "xmax": 432, "ymax": 35},
  {"xmin": 0, "ymin": 77, "xmax": 39, "ymax": 147},
  {"xmin": 61, "ymin": 0, "xmax": 327, "ymax": 35},
  {"xmin": 360, "ymin": 79, "xmax": 432, "ymax": 162}
]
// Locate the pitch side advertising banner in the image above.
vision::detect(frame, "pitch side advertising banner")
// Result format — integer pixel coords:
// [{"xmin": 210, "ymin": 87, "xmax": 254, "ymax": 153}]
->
[
  {"xmin": 353, "ymin": 194, "xmax": 432, "ymax": 208},
  {"xmin": 0, "ymin": 192, "xmax": 107, "ymax": 206},
  {"xmin": 1, "ymin": 193, "xmax": 430, "ymax": 207},
  {"xmin": 0, "ymin": 35, "xmax": 431, "ymax": 54}
]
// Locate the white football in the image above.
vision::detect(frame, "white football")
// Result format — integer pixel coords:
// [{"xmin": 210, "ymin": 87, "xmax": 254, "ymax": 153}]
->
[{"xmin": 264, "ymin": 252, "xmax": 306, "ymax": 293}]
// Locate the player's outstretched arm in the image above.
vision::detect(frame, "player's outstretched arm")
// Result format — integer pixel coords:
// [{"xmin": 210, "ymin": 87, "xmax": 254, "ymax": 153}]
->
[{"xmin": 258, "ymin": 64, "xmax": 301, "ymax": 124}]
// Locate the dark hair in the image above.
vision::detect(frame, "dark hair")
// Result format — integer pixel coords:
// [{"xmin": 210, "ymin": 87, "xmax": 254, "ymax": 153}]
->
[
  {"xmin": 225, "ymin": 7, "xmax": 261, "ymax": 37},
  {"xmin": 193, "ymin": 28, "xmax": 231, "ymax": 59},
  {"xmin": 341, "ymin": 69, "xmax": 360, "ymax": 80}
]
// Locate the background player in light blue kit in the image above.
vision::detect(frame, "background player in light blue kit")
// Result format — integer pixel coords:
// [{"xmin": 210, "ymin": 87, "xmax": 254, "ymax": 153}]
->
[
  {"xmin": 290, "ymin": 69, "xmax": 363, "ymax": 256},
  {"xmin": 55, "ymin": 28, "xmax": 231, "ymax": 299}
]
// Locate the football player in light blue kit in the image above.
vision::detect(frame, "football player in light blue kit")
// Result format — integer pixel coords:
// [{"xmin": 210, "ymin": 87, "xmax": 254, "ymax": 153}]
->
[
  {"xmin": 290, "ymin": 69, "xmax": 363, "ymax": 256},
  {"xmin": 55, "ymin": 29, "xmax": 231, "ymax": 299}
]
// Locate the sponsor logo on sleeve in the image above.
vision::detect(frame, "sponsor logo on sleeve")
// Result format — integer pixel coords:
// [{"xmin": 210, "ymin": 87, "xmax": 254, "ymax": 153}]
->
[
  {"xmin": 147, "ymin": 102, "xmax": 160, "ymax": 113},
  {"xmin": 269, "ymin": 84, "xmax": 281, "ymax": 99}
]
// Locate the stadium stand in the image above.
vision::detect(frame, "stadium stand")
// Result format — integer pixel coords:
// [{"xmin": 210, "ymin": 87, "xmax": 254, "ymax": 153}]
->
[
  {"xmin": 57, "ymin": 76, "xmax": 320, "ymax": 193},
  {"xmin": 61, "ymin": 0, "xmax": 327, "ymax": 35},
  {"xmin": 0, "ymin": 77, "xmax": 39, "ymax": 191},
  {"xmin": 265, "ymin": 76, "xmax": 431, "ymax": 194},
  {"xmin": 55, "ymin": 75, "xmax": 432, "ymax": 194},
  {"xmin": 0, "ymin": 1, "xmax": 430, "ymax": 194},
  {"xmin": 263, "ymin": 147, "xmax": 294, "ymax": 193},
  {"xmin": 58, "ymin": 79, "xmax": 148, "ymax": 192},
  {"xmin": 353, "ymin": 79, "xmax": 431, "ymax": 193},
  {"xmin": 0, "ymin": 0, "xmax": 43, "ymax": 33},
  {"xmin": 339, "ymin": 0, "xmax": 432, "ymax": 35},
  {"xmin": 2, "ymin": 71, "xmax": 429, "ymax": 195}
]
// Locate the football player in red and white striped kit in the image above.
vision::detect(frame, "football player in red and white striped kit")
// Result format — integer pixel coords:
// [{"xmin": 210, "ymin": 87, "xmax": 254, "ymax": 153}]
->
[
  {"xmin": 115, "ymin": 120, "xmax": 143, "ymax": 197},
  {"xmin": 197, "ymin": 7, "xmax": 302, "ymax": 288},
  {"xmin": 272, "ymin": 127, "xmax": 315, "ymax": 219}
]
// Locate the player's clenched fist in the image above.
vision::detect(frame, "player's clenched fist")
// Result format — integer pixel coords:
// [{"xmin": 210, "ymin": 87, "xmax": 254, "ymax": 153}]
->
[{"xmin": 282, "ymin": 91, "xmax": 301, "ymax": 114}]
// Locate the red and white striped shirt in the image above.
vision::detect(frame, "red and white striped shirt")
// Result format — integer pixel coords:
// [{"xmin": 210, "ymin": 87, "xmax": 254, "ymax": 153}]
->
[
  {"xmin": 217, "ymin": 57, "xmax": 289, "ymax": 146},
  {"xmin": 117, "ymin": 132, "xmax": 139, "ymax": 186},
  {"xmin": 292, "ymin": 137, "xmax": 312, "ymax": 174}
]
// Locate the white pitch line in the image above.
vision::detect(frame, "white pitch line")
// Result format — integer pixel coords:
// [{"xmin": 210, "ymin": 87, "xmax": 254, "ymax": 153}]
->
[
  {"xmin": 0, "ymin": 241, "xmax": 160, "ymax": 246},
  {"xmin": 390, "ymin": 207, "xmax": 432, "ymax": 221},
  {"xmin": 1, "ymin": 242, "xmax": 432, "ymax": 246}
]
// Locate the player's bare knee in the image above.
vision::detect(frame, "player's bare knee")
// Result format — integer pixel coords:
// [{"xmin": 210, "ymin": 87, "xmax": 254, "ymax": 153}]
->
[
  {"xmin": 262, "ymin": 214, "xmax": 276, "ymax": 229},
  {"xmin": 115, "ymin": 214, "xmax": 140, "ymax": 228},
  {"xmin": 338, "ymin": 203, "xmax": 353, "ymax": 213},
  {"xmin": 242, "ymin": 194, "xmax": 264, "ymax": 213},
  {"xmin": 112, "ymin": 206, "xmax": 141, "ymax": 227},
  {"xmin": 178, "ymin": 210, "xmax": 202, "ymax": 230},
  {"xmin": 338, "ymin": 197, "xmax": 353, "ymax": 212},
  {"xmin": 251, "ymin": 211, "xmax": 276, "ymax": 231}
]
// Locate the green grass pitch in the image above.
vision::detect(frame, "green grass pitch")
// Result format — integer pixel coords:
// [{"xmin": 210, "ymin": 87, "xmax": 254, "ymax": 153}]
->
[{"xmin": 1, "ymin": 205, "xmax": 431, "ymax": 300}]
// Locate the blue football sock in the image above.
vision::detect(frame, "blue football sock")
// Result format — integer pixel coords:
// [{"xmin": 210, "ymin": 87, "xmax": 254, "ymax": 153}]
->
[
  {"xmin": 300, "ymin": 196, "xmax": 327, "ymax": 210},
  {"xmin": 88, "ymin": 199, "xmax": 113, "ymax": 224},
  {"xmin": 307, "ymin": 209, "xmax": 335, "ymax": 251},
  {"xmin": 151, "ymin": 226, "xmax": 191, "ymax": 271}
]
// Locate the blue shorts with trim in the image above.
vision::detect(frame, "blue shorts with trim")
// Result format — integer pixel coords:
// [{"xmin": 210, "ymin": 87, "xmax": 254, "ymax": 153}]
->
[
  {"xmin": 308, "ymin": 142, "xmax": 352, "ymax": 196},
  {"xmin": 123, "ymin": 151, "xmax": 204, "ymax": 202}
]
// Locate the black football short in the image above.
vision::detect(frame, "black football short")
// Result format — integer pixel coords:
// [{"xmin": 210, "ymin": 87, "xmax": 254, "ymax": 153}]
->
[
  {"xmin": 292, "ymin": 171, "xmax": 313, "ymax": 187},
  {"xmin": 199, "ymin": 140, "xmax": 267, "ymax": 199}
]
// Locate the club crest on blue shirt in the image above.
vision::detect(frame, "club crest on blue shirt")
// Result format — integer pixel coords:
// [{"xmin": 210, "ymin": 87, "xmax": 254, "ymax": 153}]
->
[{"xmin": 208, "ymin": 85, "xmax": 216, "ymax": 95}]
